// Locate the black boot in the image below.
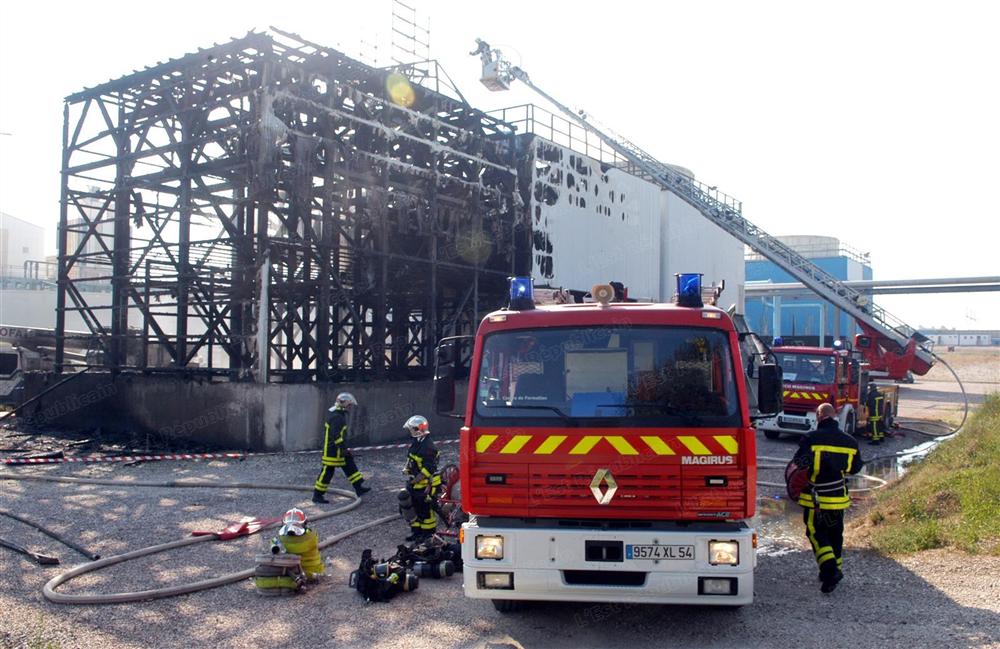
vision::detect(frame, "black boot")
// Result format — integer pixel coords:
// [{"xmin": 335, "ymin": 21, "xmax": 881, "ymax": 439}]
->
[
  {"xmin": 820, "ymin": 569, "xmax": 843, "ymax": 593},
  {"xmin": 354, "ymin": 482, "xmax": 372, "ymax": 496},
  {"xmin": 312, "ymin": 490, "xmax": 330, "ymax": 504}
]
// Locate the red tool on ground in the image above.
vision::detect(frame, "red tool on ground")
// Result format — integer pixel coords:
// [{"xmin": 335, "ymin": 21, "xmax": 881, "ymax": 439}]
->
[{"xmin": 191, "ymin": 516, "xmax": 281, "ymax": 541}]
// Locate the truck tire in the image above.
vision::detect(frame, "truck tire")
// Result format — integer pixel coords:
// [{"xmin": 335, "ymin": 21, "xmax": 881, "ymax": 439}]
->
[
  {"xmin": 763, "ymin": 429, "xmax": 781, "ymax": 440},
  {"xmin": 492, "ymin": 599, "xmax": 525, "ymax": 613}
]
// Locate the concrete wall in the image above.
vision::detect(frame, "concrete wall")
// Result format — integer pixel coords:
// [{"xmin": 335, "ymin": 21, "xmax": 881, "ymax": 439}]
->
[
  {"xmin": 662, "ymin": 192, "xmax": 745, "ymax": 304},
  {"xmin": 0, "ymin": 287, "xmax": 111, "ymax": 331},
  {"xmin": 20, "ymin": 372, "xmax": 466, "ymax": 451},
  {"xmin": 528, "ymin": 139, "xmax": 663, "ymax": 299},
  {"xmin": 0, "ymin": 211, "xmax": 45, "ymax": 278}
]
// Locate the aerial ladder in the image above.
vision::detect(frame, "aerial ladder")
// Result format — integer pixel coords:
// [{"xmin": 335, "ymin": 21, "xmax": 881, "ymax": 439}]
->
[{"xmin": 470, "ymin": 39, "xmax": 934, "ymax": 379}]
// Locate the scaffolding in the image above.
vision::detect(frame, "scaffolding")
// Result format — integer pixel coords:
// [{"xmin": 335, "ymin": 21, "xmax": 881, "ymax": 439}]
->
[{"xmin": 57, "ymin": 30, "xmax": 527, "ymax": 382}]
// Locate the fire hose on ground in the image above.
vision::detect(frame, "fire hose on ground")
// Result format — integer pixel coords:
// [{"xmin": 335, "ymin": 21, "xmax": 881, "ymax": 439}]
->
[
  {"xmin": 0, "ymin": 472, "xmax": 399, "ymax": 605},
  {"xmin": 0, "ymin": 507, "xmax": 100, "ymax": 561}
]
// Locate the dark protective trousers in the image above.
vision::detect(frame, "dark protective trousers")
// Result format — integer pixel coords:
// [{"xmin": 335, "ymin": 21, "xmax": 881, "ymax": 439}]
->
[
  {"xmin": 868, "ymin": 395, "xmax": 885, "ymax": 441},
  {"xmin": 406, "ymin": 483, "xmax": 438, "ymax": 534},
  {"xmin": 314, "ymin": 451, "xmax": 363, "ymax": 493},
  {"xmin": 803, "ymin": 507, "xmax": 845, "ymax": 578}
]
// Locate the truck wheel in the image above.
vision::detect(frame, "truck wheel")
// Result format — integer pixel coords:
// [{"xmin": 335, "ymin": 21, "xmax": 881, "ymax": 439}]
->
[
  {"xmin": 492, "ymin": 599, "xmax": 525, "ymax": 613},
  {"xmin": 763, "ymin": 430, "xmax": 781, "ymax": 440}
]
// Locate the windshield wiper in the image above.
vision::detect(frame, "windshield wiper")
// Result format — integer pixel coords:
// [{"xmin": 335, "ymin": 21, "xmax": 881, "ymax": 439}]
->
[
  {"xmin": 601, "ymin": 403, "xmax": 705, "ymax": 425},
  {"xmin": 481, "ymin": 402, "xmax": 574, "ymax": 424}
]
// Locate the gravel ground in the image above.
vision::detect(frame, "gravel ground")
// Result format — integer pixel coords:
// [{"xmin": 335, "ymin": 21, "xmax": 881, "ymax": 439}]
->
[
  {"xmin": 1, "ymin": 360, "xmax": 998, "ymax": 649},
  {"xmin": 3, "ymin": 441, "xmax": 998, "ymax": 649}
]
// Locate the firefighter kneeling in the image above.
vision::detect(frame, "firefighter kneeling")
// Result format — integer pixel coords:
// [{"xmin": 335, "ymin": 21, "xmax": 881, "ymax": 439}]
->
[
  {"xmin": 399, "ymin": 415, "xmax": 441, "ymax": 542},
  {"xmin": 254, "ymin": 508, "xmax": 324, "ymax": 595}
]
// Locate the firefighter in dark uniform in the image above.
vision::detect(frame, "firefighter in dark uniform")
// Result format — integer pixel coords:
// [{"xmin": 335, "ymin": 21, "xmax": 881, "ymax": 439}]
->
[
  {"xmin": 403, "ymin": 415, "xmax": 442, "ymax": 542},
  {"xmin": 865, "ymin": 383, "xmax": 885, "ymax": 445},
  {"xmin": 313, "ymin": 392, "xmax": 371, "ymax": 503},
  {"xmin": 795, "ymin": 402, "xmax": 865, "ymax": 593}
]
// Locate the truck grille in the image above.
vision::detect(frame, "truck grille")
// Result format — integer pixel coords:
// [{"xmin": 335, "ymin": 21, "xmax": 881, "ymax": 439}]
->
[{"xmin": 469, "ymin": 462, "xmax": 747, "ymax": 519}]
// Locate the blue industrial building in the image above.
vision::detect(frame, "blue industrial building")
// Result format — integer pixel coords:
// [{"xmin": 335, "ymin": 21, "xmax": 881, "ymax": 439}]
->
[{"xmin": 744, "ymin": 236, "xmax": 873, "ymax": 345}]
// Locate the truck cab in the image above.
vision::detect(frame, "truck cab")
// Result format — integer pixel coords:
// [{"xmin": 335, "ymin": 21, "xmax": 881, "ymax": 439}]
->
[{"xmin": 435, "ymin": 276, "xmax": 781, "ymax": 610}]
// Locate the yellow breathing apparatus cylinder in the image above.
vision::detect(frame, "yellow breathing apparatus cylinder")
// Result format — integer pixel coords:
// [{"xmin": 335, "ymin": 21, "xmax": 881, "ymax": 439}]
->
[{"xmin": 279, "ymin": 529, "xmax": 324, "ymax": 578}]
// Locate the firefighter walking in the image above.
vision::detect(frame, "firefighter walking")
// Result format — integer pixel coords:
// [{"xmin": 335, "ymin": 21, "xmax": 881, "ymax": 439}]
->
[
  {"xmin": 795, "ymin": 402, "xmax": 865, "ymax": 593},
  {"xmin": 865, "ymin": 383, "xmax": 885, "ymax": 445},
  {"xmin": 313, "ymin": 392, "xmax": 371, "ymax": 503},
  {"xmin": 402, "ymin": 415, "xmax": 441, "ymax": 541}
]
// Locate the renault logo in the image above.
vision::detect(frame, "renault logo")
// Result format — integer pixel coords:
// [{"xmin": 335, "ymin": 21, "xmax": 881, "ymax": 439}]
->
[{"xmin": 590, "ymin": 468, "xmax": 618, "ymax": 505}]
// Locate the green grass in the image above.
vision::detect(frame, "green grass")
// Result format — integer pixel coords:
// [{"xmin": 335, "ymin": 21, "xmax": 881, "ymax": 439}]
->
[{"xmin": 860, "ymin": 392, "xmax": 1000, "ymax": 555}]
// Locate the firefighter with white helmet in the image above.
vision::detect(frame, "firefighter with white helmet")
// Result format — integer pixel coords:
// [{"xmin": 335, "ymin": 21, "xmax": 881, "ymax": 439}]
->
[
  {"xmin": 274, "ymin": 508, "xmax": 324, "ymax": 579},
  {"xmin": 401, "ymin": 415, "xmax": 441, "ymax": 541},
  {"xmin": 313, "ymin": 392, "xmax": 371, "ymax": 503}
]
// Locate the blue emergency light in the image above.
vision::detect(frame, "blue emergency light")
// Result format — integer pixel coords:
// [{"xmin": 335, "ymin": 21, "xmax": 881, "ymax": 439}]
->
[
  {"xmin": 508, "ymin": 276, "xmax": 535, "ymax": 310},
  {"xmin": 773, "ymin": 336, "xmax": 784, "ymax": 346},
  {"xmin": 676, "ymin": 273, "xmax": 703, "ymax": 308}
]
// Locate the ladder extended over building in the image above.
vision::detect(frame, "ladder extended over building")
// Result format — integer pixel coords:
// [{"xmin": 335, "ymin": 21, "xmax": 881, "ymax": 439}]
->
[{"xmin": 472, "ymin": 39, "xmax": 934, "ymax": 378}]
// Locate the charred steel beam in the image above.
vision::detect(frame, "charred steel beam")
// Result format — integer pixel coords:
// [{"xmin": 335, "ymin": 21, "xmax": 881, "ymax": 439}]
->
[{"xmin": 59, "ymin": 30, "xmax": 525, "ymax": 382}]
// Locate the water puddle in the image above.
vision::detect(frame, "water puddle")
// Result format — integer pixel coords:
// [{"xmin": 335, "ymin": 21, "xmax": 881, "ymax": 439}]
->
[{"xmin": 754, "ymin": 496, "xmax": 807, "ymax": 556}]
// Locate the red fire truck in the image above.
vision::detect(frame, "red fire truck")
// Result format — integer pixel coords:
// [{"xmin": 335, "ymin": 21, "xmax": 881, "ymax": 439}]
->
[
  {"xmin": 757, "ymin": 344, "xmax": 898, "ymax": 439},
  {"xmin": 434, "ymin": 275, "xmax": 781, "ymax": 610}
]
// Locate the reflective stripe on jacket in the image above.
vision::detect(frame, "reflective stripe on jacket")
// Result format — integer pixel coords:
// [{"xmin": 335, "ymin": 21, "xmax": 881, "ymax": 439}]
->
[
  {"xmin": 322, "ymin": 408, "xmax": 349, "ymax": 467},
  {"xmin": 795, "ymin": 418, "xmax": 864, "ymax": 510},
  {"xmin": 406, "ymin": 436, "xmax": 440, "ymax": 488}
]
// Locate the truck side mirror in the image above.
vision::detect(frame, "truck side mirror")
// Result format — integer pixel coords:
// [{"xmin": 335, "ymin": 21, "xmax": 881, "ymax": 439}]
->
[
  {"xmin": 437, "ymin": 342, "xmax": 455, "ymax": 366},
  {"xmin": 434, "ymin": 341, "xmax": 457, "ymax": 414},
  {"xmin": 756, "ymin": 363, "xmax": 782, "ymax": 415}
]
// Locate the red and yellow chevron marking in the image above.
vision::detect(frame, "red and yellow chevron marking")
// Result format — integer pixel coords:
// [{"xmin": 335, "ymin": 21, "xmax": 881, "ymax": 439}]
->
[
  {"xmin": 474, "ymin": 433, "xmax": 739, "ymax": 457},
  {"xmin": 783, "ymin": 390, "xmax": 829, "ymax": 401}
]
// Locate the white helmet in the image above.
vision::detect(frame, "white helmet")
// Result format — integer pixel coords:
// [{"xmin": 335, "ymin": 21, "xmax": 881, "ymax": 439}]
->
[
  {"xmin": 332, "ymin": 392, "xmax": 358, "ymax": 410},
  {"xmin": 404, "ymin": 415, "xmax": 430, "ymax": 438},
  {"xmin": 279, "ymin": 508, "xmax": 307, "ymax": 536}
]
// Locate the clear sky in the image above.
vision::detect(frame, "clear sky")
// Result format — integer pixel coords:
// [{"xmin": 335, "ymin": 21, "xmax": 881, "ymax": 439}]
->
[{"xmin": 1, "ymin": 0, "xmax": 997, "ymax": 329}]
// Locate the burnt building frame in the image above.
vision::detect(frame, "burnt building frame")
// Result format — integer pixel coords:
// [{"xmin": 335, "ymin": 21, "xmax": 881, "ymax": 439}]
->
[{"xmin": 56, "ymin": 30, "xmax": 528, "ymax": 382}]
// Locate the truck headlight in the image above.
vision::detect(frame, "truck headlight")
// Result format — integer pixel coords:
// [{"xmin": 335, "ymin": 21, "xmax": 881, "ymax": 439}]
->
[
  {"xmin": 708, "ymin": 540, "xmax": 739, "ymax": 566},
  {"xmin": 476, "ymin": 535, "xmax": 504, "ymax": 560}
]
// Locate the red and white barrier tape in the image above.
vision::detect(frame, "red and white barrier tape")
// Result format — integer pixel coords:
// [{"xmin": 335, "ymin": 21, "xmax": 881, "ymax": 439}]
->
[
  {"xmin": 350, "ymin": 437, "xmax": 459, "ymax": 453},
  {"xmin": 3, "ymin": 452, "xmax": 245, "ymax": 466},
  {"xmin": 1, "ymin": 438, "xmax": 460, "ymax": 466}
]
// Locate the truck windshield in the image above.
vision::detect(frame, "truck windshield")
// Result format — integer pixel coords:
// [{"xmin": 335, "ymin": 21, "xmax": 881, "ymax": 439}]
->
[
  {"xmin": 474, "ymin": 325, "xmax": 740, "ymax": 427},
  {"xmin": 779, "ymin": 353, "xmax": 835, "ymax": 384}
]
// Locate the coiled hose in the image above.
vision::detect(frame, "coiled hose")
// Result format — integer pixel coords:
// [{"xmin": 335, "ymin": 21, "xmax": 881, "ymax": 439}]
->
[{"xmin": 0, "ymin": 472, "xmax": 398, "ymax": 605}]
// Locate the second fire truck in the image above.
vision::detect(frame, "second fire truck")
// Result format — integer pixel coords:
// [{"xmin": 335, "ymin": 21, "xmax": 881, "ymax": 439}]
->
[{"xmin": 757, "ymin": 342, "xmax": 898, "ymax": 439}]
